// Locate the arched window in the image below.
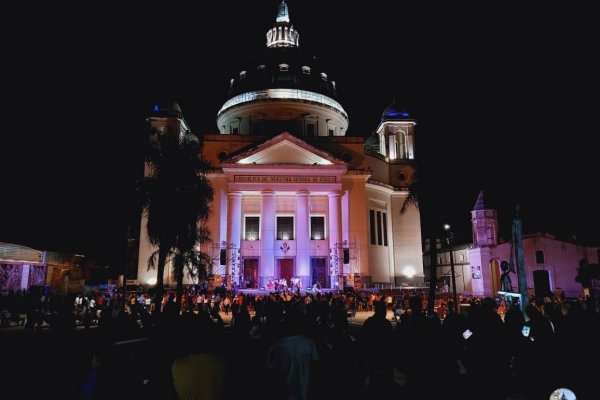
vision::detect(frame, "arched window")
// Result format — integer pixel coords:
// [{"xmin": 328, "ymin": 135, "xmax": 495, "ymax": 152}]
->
[
  {"xmin": 388, "ymin": 135, "xmax": 398, "ymax": 159},
  {"xmin": 398, "ymin": 130, "xmax": 407, "ymax": 159},
  {"xmin": 304, "ymin": 115, "xmax": 318, "ymax": 136}
]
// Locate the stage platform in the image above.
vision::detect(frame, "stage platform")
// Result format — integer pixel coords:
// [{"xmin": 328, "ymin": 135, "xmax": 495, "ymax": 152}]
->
[{"xmin": 233, "ymin": 286, "xmax": 429, "ymax": 296}]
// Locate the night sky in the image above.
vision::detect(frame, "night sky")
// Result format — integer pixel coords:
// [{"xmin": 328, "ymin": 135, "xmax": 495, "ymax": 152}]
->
[{"xmin": 1, "ymin": 1, "xmax": 597, "ymax": 267}]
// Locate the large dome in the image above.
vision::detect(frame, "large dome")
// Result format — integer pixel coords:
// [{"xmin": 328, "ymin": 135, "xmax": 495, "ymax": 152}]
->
[
  {"xmin": 216, "ymin": 1, "xmax": 348, "ymax": 137},
  {"xmin": 226, "ymin": 48, "xmax": 339, "ymax": 101}
]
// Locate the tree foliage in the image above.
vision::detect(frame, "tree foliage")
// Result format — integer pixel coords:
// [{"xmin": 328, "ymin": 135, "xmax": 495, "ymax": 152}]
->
[{"xmin": 140, "ymin": 124, "xmax": 214, "ymax": 307}]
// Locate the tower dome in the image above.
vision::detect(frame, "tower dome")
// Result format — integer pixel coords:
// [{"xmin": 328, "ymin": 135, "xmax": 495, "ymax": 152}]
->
[
  {"xmin": 152, "ymin": 101, "xmax": 183, "ymax": 119},
  {"xmin": 381, "ymin": 100, "xmax": 412, "ymax": 121},
  {"xmin": 216, "ymin": 1, "xmax": 348, "ymax": 137}
]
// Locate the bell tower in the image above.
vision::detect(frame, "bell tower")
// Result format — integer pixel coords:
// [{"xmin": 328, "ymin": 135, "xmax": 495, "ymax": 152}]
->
[
  {"xmin": 372, "ymin": 100, "xmax": 417, "ymax": 189},
  {"xmin": 471, "ymin": 190, "xmax": 498, "ymax": 248},
  {"xmin": 468, "ymin": 190, "xmax": 498, "ymax": 296}
]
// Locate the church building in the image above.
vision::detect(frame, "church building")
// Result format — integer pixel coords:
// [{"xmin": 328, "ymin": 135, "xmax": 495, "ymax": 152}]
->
[
  {"xmin": 424, "ymin": 191, "xmax": 599, "ymax": 298},
  {"xmin": 137, "ymin": 1, "xmax": 424, "ymax": 290}
]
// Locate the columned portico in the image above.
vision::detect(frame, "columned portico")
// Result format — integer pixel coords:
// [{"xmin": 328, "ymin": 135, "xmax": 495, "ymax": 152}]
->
[
  {"xmin": 296, "ymin": 190, "xmax": 310, "ymax": 288},
  {"xmin": 226, "ymin": 191, "xmax": 242, "ymax": 289},
  {"xmin": 328, "ymin": 190, "xmax": 343, "ymax": 288},
  {"xmin": 260, "ymin": 190, "xmax": 275, "ymax": 287}
]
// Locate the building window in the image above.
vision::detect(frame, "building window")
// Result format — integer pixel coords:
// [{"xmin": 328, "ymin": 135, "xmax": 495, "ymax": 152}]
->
[
  {"xmin": 327, "ymin": 122, "xmax": 336, "ymax": 136},
  {"xmin": 304, "ymin": 116, "xmax": 317, "ymax": 136},
  {"xmin": 535, "ymin": 250, "xmax": 545, "ymax": 264},
  {"xmin": 382, "ymin": 213, "xmax": 388, "ymax": 246},
  {"xmin": 369, "ymin": 210, "xmax": 376, "ymax": 245},
  {"xmin": 310, "ymin": 216, "xmax": 325, "ymax": 240},
  {"xmin": 376, "ymin": 211, "xmax": 383, "ymax": 245},
  {"xmin": 369, "ymin": 210, "xmax": 388, "ymax": 247},
  {"xmin": 389, "ymin": 135, "xmax": 398, "ymax": 160},
  {"xmin": 245, "ymin": 216, "xmax": 260, "ymax": 241},
  {"xmin": 398, "ymin": 130, "xmax": 407, "ymax": 159},
  {"xmin": 277, "ymin": 216, "xmax": 294, "ymax": 240},
  {"xmin": 230, "ymin": 120, "xmax": 240, "ymax": 134}
]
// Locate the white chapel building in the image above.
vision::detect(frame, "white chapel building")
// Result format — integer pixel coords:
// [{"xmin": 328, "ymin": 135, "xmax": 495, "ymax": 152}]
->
[{"xmin": 137, "ymin": 1, "xmax": 424, "ymax": 290}]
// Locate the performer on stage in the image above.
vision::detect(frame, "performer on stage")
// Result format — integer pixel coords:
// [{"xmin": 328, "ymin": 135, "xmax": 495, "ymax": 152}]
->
[{"xmin": 312, "ymin": 281, "xmax": 322, "ymax": 294}]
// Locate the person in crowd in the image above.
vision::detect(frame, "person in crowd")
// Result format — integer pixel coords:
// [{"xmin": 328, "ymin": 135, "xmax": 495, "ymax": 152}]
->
[{"xmin": 265, "ymin": 310, "xmax": 319, "ymax": 400}]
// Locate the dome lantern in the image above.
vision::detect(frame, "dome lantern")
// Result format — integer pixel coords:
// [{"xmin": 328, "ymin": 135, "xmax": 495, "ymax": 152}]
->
[{"xmin": 267, "ymin": 1, "xmax": 299, "ymax": 48}]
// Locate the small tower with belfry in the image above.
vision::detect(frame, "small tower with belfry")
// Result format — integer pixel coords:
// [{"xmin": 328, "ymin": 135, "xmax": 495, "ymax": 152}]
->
[{"xmin": 468, "ymin": 190, "xmax": 499, "ymax": 296}]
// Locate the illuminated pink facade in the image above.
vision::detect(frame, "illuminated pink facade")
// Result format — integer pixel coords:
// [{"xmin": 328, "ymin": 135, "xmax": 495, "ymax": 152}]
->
[{"xmin": 137, "ymin": 2, "xmax": 424, "ymax": 289}]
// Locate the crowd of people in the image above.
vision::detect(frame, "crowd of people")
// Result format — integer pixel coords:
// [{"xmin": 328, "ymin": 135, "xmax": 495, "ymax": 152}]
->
[{"xmin": 2, "ymin": 286, "xmax": 598, "ymax": 399}]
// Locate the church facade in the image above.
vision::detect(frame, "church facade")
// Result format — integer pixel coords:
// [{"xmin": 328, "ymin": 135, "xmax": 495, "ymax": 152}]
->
[
  {"xmin": 424, "ymin": 192, "xmax": 599, "ymax": 298},
  {"xmin": 137, "ymin": 1, "xmax": 424, "ymax": 290}
]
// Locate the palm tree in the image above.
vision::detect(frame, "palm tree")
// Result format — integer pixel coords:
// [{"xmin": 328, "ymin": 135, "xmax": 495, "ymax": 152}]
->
[{"xmin": 141, "ymin": 114, "xmax": 214, "ymax": 311}]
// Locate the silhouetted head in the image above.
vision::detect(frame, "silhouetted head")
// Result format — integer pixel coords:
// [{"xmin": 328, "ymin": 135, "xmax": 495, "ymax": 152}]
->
[
  {"xmin": 409, "ymin": 295, "xmax": 422, "ymax": 313},
  {"xmin": 525, "ymin": 304, "xmax": 542, "ymax": 320},
  {"xmin": 374, "ymin": 300, "xmax": 386, "ymax": 316},
  {"xmin": 481, "ymin": 297, "xmax": 498, "ymax": 312}
]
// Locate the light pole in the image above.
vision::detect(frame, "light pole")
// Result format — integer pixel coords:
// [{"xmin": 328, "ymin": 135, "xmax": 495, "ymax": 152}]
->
[
  {"xmin": 444, "ymin": 224, "xmax": 459, "ymax": 314},
  {"xmin": 122, "ymin": 225, "xmax": 131, "ymax": 312}
]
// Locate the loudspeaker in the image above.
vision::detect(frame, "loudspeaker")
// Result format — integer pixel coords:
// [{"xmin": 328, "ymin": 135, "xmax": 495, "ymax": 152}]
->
[
  {"xmin": 343, "ymin": 249, "xmax": 350, "ymax": 264},
  {"xmin": 533, "ymin": 270, "xmax": 550, "ymax": 298},
  {"xmin": 220, "ymin": 249, "xmax": 226, "ymax": 265}
]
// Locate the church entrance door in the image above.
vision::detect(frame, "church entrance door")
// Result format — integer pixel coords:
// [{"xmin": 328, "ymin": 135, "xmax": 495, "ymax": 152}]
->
[
  {"xmin": 311, "ymin": 257, "xmax": 330, "ymax": 288},
  {"xmin": 277, "ymin": 259, "xmax": 294, "ymax": 284},
  {"xmin": 243, "ymin": 258, "xmax": 259, "ymax": 289}
]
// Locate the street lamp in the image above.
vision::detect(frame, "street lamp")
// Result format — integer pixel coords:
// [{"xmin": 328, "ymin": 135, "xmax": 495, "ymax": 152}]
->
[{"xmin": 444, "ymin": 224, "xmax": 459, "ymax": 314}]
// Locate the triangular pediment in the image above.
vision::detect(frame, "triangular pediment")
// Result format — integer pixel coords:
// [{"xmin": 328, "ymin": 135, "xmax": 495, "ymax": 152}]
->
[{"xmin": 224, "ymin": 132, "xmax": 345, "ymax": 166}]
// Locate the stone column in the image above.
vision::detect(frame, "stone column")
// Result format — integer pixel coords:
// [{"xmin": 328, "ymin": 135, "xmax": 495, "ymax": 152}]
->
[
  {"xmin": 260, "ymin": 190, "xmax": 275, "ymax": 287},
  {"xmin": 296, "ymin": 190, "xmax": 310, "ymax": 288},
  {"xmin": 20, "ymin": 264, "xmax": 30, "ymax": 290},
  {"xmin": 226, "ymin": 191, "xmax": 242, "ymax": 290},
  {"xmin": 328, "ymin": 190, "xmax": 343, "ymax": 289}
]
